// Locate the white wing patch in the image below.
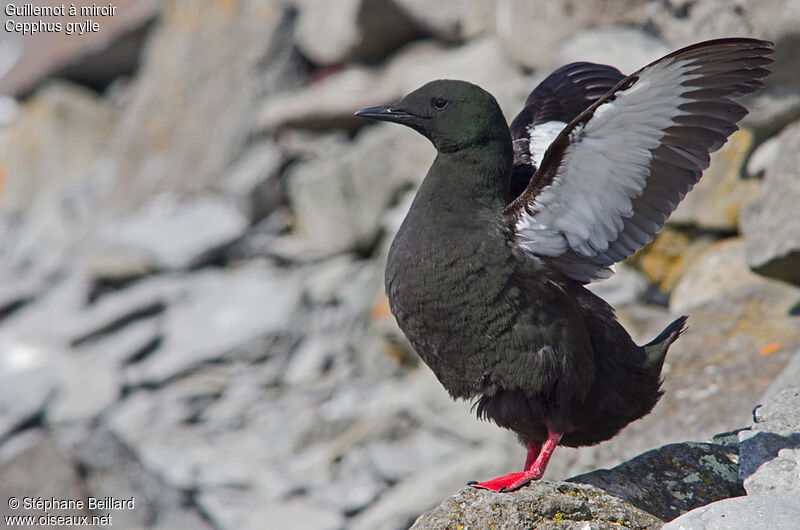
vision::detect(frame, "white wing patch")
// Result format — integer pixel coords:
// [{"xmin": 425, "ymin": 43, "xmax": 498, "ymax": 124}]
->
[
  {"xmin": 515, "ymin": 57, "xmax": 697, "ymax": 259},
  {"xmin": 527, "ymin": 121, "xmax": 567, "ymax": 168}
]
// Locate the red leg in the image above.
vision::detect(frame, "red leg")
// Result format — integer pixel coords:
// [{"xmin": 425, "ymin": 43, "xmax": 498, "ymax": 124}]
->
[
  {"xmin": 469, "ymin": 431, "xmax": 562, "ymax": 492},
  {"xmin": 523, "ymin": 441, "xmax": 542, "ymax": 470}
]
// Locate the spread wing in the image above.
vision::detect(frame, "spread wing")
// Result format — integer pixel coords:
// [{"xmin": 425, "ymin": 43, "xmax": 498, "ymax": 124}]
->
[
  {"xmin": 509, "ymin": 62, "xmax": 625, "ymax": 198},
  {"xmin": 504, "ymin": 38, "xmax": 774, "ymax": 283}
]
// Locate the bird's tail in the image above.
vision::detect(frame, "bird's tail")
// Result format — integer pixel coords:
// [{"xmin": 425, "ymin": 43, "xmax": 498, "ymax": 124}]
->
[{"xmin": 643, "ymin": 315, "xmax": 689, "ymax": 370}]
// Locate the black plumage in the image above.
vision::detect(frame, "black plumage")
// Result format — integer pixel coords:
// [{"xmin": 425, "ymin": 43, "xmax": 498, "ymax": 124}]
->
[{"xmin": 355, "ymin": 38, "xmax": 773, "ymax": 492}]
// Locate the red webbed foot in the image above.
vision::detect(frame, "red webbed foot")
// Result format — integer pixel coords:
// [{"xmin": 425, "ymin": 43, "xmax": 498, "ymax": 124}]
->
[
  {"xmin": 468, "ymin": 431, "xmax": 562, "ymax": 493},
  {"xmin": 468, "ymin": 470, "xmax": 542, "ymax": 492}
]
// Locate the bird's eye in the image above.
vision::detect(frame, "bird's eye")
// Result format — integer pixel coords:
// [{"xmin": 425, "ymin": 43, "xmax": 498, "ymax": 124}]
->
[{"xmin": 432, "ymin": 97, "xmax": 449, "ymax": 110}]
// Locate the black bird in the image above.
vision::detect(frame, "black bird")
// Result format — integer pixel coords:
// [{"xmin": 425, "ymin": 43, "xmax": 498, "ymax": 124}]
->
[{"xmin": 356, "ymin": 38, "xmax": 773, "ymax": 492}]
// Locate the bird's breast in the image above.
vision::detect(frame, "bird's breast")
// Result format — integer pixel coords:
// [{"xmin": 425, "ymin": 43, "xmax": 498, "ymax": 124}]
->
[{"xmin": 385, "ymin": 215, "xmax": 519, "ymax": 397}]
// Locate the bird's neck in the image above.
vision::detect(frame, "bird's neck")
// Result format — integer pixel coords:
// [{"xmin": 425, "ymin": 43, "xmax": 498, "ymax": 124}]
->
[{"xmin": 416, "ymin": 140, "xmax": 513, "ymax": 220}]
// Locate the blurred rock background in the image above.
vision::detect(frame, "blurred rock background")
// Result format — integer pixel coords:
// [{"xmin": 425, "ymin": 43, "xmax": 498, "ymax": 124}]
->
[{"xmin": 0, "ymin": 1, "xmax": 798, "ymax": 529}]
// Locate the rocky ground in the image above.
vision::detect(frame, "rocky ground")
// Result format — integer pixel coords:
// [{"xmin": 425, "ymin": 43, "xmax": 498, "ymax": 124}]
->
[{"xmin": 0, "ymin": 1, "xmax": 798, "ymax": 529}]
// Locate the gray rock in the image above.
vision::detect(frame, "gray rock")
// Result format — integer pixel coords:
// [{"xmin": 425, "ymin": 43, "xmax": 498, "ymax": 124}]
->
[
  {"xmin": 0, "ymin": 338, "xmax": 56, "ymax": 439},
  {"xmin": 669, "ymin": 238, "xmax": 770, "ymax": 314},
  {"xmin": 493, "ymin": 0, "xmax": 649, "ymax": 70},
  {"xmin": 124, "ymin": 265, "xmax": 302, "ymax": 384},
  {"xmin": 213, "ymin": 210, "xmax": 300, "ymax": 263},
  {"xmin": 352, "ymin": 447, "xmax": 513, "ymax": 530},
  {"xmin": 0, "ymin": 218, "xmax": 65, "ymax": 317},
  {"xmin": 739, "ymin": 387, "xmax": 800, "ymax": 494},
  {"xmin": 409, "ymin": 481, "xmax": 662, "ymax": 530},
  {"xmin": 286, "ymin": 123, "xmax": 431, "ymax": 254},
  {"xmin": 197, "ymin": 480, "xmax": 292, "ymax": 530},
  {"xmin": 671, "ymin": 128, "xmax": 759, "ymax": 231},
  {"xmin": 100, "ymin": 3, "xmax": 304, "ymax": 215},
  {"xmin": 572, "ymin": 441, "xmax": 743, "ymax": 522},
  {"xmin": 587, "ymin": 264, "xmax": 649, "ymax": 307},
  {"xmin": 393, "ymin": 0, "xmax": 466, "ymax": 41},
  {"xmin": 726, "ymin": 1, "xmax": 800, "ymax": 87},
  {"xmin": 80, "ymin": 243, "xmax": 157, "ymax": 283},
  {"xmin": 218, "ymin": 141, "xmax": 284, "ymax": 221},
  {"xmin": 654, "ymin": 0, "xmax": 800, "ymax": 86},
  {"xmin": 308, "ymin": 447, "xmax": 387, "ymax": 514},
  {"xmin": 744, "ymin": 448, "xmax": 800, "ymax": 496},
  {"xmin": 615, "ymin": 303, "xmax": 675, "ymax": 345},
  {"xmin": 0, "ymin": 270, "xmax": 90, "ymax": 348},
  {"xmin": 294, "ymin": 0, "xmax": 421, "ymax": 64},
  {"xmin": 366, "ymin": 430, "xmax": 464, "ymax": 482},
  {"xmin": 741, "ymin": 120, "xmax": 800, "ymax": 284},
  {"xmin": 626, "ymin": 225, "xmax": 719, "ymax": 294},
  {"xmin": 0, "ymin": 275, "xmax": 89, "ymax": 438},
  {"xmin": 643, "ymin": 282, "xmax": 800, "ymax": 447},
  {"xmin": 282, "ymin": 335, "xmax": 334, "ymax": 386},
  {"xmin": 662, "ymin": 494, "xmax": 800, "ymax": 530},
  {"xmin": 97, "ymin": 194, "xmax": 249, "ymax": 271},
  {"xmin": 48, "ymin": 353, "xmax": 121, "ymax": 425},
  {"xmin": 65, "ymin": 275, "xmax": 177, "ymax": 347},
  {"xmin": 751, "ymin": 386, "xmax": 800, "ymax": 436},
  {"xmin": 746, "ymin": 136, "xmax": 781, "ymax": 179},
  {"xmin": 108, "ymin": 361, "xmax": 337, "ymax": 492},
  {"xmin": 48, "ymin": 318, "xmax": 163, "ymax": 424},
  {"xmin": 244, "ymin": 499, "xmax": 345, "ymax": 530},
  {"xmin": 742, "ymin": 84, "xmax": 800, "ymax": 139},
  {"xmin": 762, "ymin": 350, "xmax": 800, "ymax": 402},
  {"xmin": 0, "ymin": 431, "xmax": 86, "ymax": 522},
  {"xmin": 302, "ymin": 255, "xmax": 369, "ymax": 307},
  {"xmin": 556, "ymin": 26, "xmax": 669, "ymax": 75},
  {"xmin": 0, "ymin": 94, "xmax": 18, "ymax": 125},
  {"xmin": 71, "ymin": 425, "xmax": 213, "ymax": 530},
  {"xmin": 0, "ymin": 81, "xmax": 113, "ymax": 214}
]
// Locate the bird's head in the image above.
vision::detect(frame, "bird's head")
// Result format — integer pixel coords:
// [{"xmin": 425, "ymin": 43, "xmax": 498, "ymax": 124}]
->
[{"xmin": 355, "ymin": 80, "xmax": 508, "ymax": 153}]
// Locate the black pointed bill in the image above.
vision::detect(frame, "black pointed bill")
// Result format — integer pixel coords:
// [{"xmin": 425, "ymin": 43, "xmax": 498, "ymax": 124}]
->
[{"xmin": 354, "ymin": 104, "xmax": 415, "ymax": 123}]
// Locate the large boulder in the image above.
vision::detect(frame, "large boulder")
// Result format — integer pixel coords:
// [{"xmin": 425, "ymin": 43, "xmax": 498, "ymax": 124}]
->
[
  {"xmin": 662, "ymin": 494, "xmax": 800, "ymax": 530},
  {"xmin": 99, "ymin": 0, "xmax": 307, "ymax": 215},
  {"xmin": 740, "ymin": 120, "xmax": 800, "ymax": 284},
  {"xmin": 410, "ymin": 482, "xmax": 662, "ymax": 530},
  {"xmin": 739, "ymin": 387, "xmax": 800, "ymax": 495}
]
